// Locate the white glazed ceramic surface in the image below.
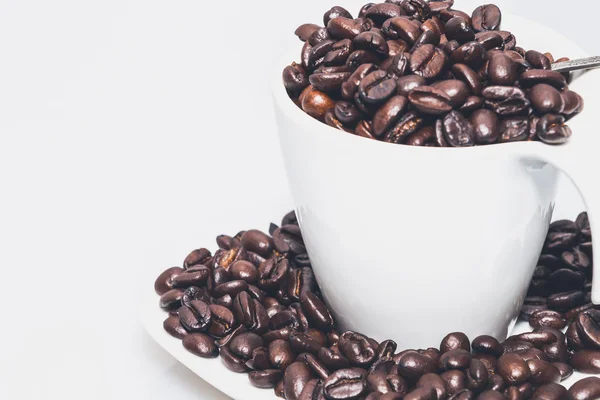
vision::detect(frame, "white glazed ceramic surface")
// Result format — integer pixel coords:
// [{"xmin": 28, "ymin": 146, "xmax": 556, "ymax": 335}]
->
[{"xmin": 272, "ymin": 14, "xmax": 600, "ymax": 348}]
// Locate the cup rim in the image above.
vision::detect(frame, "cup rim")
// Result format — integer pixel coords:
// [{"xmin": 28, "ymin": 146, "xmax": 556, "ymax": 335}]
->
[{"xmin": 270, "ymin": 12, "xmax": 589, "ymax": 155}]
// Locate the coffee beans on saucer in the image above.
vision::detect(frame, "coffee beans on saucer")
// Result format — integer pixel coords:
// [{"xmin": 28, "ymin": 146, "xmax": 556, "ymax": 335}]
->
[
  {"xmin": 282, "ymin": 2, "xmax": 584, "ymax": 146},
  {"xmin": 154, "ymin": 210, "xmax": 599, "ymax": 399}
]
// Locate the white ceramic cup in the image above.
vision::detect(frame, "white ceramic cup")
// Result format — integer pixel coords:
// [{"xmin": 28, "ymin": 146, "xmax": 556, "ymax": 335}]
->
[{"xmin": 272, "ymin": 13, "xmax": 600, "ymax": 349}]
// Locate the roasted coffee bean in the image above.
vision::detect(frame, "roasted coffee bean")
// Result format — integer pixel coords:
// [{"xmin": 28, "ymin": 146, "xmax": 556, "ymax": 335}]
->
[
  {"xmin": 467, "ymin": 359, "xmax": 489, "ymax": 392},
  {"xmin": 519, "ymin": 70, "xmax": 566, "ymax": 90},
  {"xmin": 440, "ymin": 110, "xmax": 475, "ymax": 147},
  {"xmin": 486, "ymin": 374, "xmax": 505, "ymax": 392},
  {"xmin": 502, "ymin": 340, "xmax": 534, "ymax": 355},
  {"xmin": 382, "ymin": 17, "xmax": 421, "ymax": 44},
  {"xmin": 431, "ymin": 80, "xmax": 469, "ymax": 108},
  {"xmin": 342, "ymin": 63, "xmax": 378, "ymax": 99},
  {"xmin": 525, "ymin": 50, "xmax": 551, "ymax": 70},
  {"xmin": 172, "ymin": 265, "xmax": 210, "ymax": 289},
  {"xmin": 258, "ymin": 257, "xmax": 289, "ymax": 291},
  {"xmin": 404, "ymin": 387, "xmax": 438, "ymax": 400},
  {"xmin": 405, "ymin": 125, "xmax": 436, "ymax": 145},
  {"xmin": 368, "ymin": 371, "xmax": 408, "ymax": 395},
  {"xmin": 384, "ymin": 53, "xmax": 410, "ymax": 78},
  {"xmin": 417, "ymin": 373, "xmax": 447, "ymax": 400},
  {"xmin": 289, "ymin": 303, "xmax": 311, "ymax": 332},
  {"xmin": 284, "ymin": 361, "xmax": 315, "ymax": 400},
  {"xmin": 401, "ymin": 0, "xmax": 431, "ymax": 21},
  {"xmin": 429, "ymin": 1, "xmax": 454, "ymax": 13},
  {"xmin": 283, "ymin": 63, "xmax": 311, "ymax": 96},
  {"xmin": 571, "ymin": 350, "xmax": 600, "ymax": 373},
  {"xmin": 515, "ymin": 347, "xmax": 549, "ymax": 362},
  {"xmin": 410, "ymin": 44, "xmax": 447, "ymax": 79},
  {"xmin": 527, "ymin": 359, "xmax": 560, "ymax": 385},
  {"xmin": 365, "ymin": 3, "xmax": 404, "ymax": 25},
  {"xmin": 451, "ymin": 41, "xmax": 485, "ymax": 68},
  {"xmin": 353, "ymin": 31, "xmax": 390, "ymax": 58},
  {"xmin": 496, "ymin": 30, "xmax": 516, "ymax": 50},
  {"xmin": 213, "ymin": 280, "xmax": 248, "ymax": 298},
  {"xmin": 461, "ymin": 96, "xmax": 484, "ymax": 113},
  {"xmin": 552, "ymin": 362, "xmax": 573, "ymax": 381},
  {"xmin": 296, "ymin": 24, "xmax": 321, "ymax": 42},
  {"xmin": 471, "ymin": 5, "xmax": 501, "ymax": 32},
  {"xmin": 229, "ymin": 260, "xmax": 259, "ymax": 284},
  {"xmin": 182, "ymin": 333, "xmax": 219, "ymax": 358},
  {"xmin": 215, "ymin": 324, "xmax": 247, "ymax": 349},
  {"xmin": 301, "ymin": 88, "xmax": 336, "ymax": 120},
  {"xmin": 397, "ymin": 75, "xmax": 426, "ymax": 96},
  {"xmin": 482, "ymin": 86, "xmax": 530, "ymax": 116},
  {"xmin": 440, "ymin": 9, "xmax": 471, "ymax": 25},
  {"xmin": 319, "ymin": 345, "xmax": 352, "ymax": 370},
  {"xmin": 442, "ymin": 40, "xmax": 460, "ymax": 56},
  {"xmin": 567, "ymin": 304, "xmax": 596, "ymax": 322},
  {"xmin": 439, "ymin": 349, "xmax": 472, "ymax": 371},
  {"xmin": 474, "ymin": 31, "xmax": 503, "ymax": 51},
  {"xmin": 298, "ymin": 353, "xmax": 330, "ymax": 380},
  {"xmin": 239, "ymin": 230, "xmax": 273, "ymax": 258},
  {"xmin": 159, "ymin": 289, "xmax": 184, "ymax": 312},
  {"xmin": 234, "ymin": 292, "xmax": 268, "ymax": 334},
  {"xmin": 310, "ymin": 71, "xmax": 352, "ymax": 93},
  {"xmin": 269, "ymin": 309, "xmax": 300, "ymax": 331},
  {"xmin": 214, "ymin": 294, "xmax": 233, "ymax": 308},
  {"xmin": 207, "ymin": 304, "xmax": 235, "ymax": 338},
  {"xmin": 287, "ymin": 267, "xmax": 317, "ymax": 302},
  {"xmin": 327, "ymin": 17, "xmax": 365, "ymax": 40},
  {"xmin": 182, "ymin": 286, "xmax": 211, "ymax": 306},
  {"xmin": 384, "ymin": 110, "xmax": 424, "ymax": 143},
  {"xmin": 488, "ymin": 53, "xmax": 517, "ymax": 85},
  {"xmin": 179, "ymin": 300, "xmax": 212, "ymax": 333},
  {"xmin": 408, "ymin": 86, "xmax": 452, "ymax": 115},
  {"xmin": 412, "ymin": 30, "xmax": 440, "ymax": 50},
  {"xmin": 301, "ymin": 291, "xmax": 335, "ymax": 332},
  {"xmin": 308, "ymin": 27, "xmax": 332, "ymax": 46},
  {"xmin": 569, "ymin": 376, "xmax": 600, "ymax": 400},
  {"xmin": 562, "ymin": 90, "xmax": 584, "ymax": 117},
  {"xmin": 323, "ymin": 368, "xmax": 368, "ymax": 399},
  {"xmin": 530, "ymin": 84, "xmax": 564, "ymax": 114},
  {"xmin": 452, "ymin": 64, "xmax": 481, "ymax": 95},
  {"xmin": 441, "ymin": 370, "xmax": 467, "ymax": 396},
  {"xmin": 290, "ymin": 332, "xmax": 324, "ymax": 355},
  {"xmin": 245, "ymin": 346, "xmax": 272, "ymax": 370},
  {"xmin": 531, "ymin": 382, "xmax": 568, "ymax": 400},
  {"xmin": 269, "ymin": 339, "xmax": 296, "ymax": 370},
  {"xmin": 346, "ymin": 49, "xmax": 381, "ymax": 71},
  {"xmin": 155, "ymin": 267, "xmax": 184, "ymax": 295},
  {"xmin": 497, "ymin": 354, "xmax": 530, "ymax": 385},
  {"xmin": 249, "ymin": 369, "xmax": 284, "ymax": 389},
  {"xmin": 446, "ymin": 17, "xmax": 475, "ymax": 43},
  {"xmin": 230, "ymin": 332, "xmax": 264, "ymax": 361},
  {"xmin": 354, "ymin": 120, "xmax": 376, "ymax": 139},
  {"xmin": 472, "ymin": 335, "xmax": 502, "ymax": 357},
  {"xmin": 388, "ymin": 39, "xmax": 410, "ymax": 57},
  {"xmin": 274, "ymin": 225, "xmax": 305, "ymax": 254},
  {"xmin": 529, "ymin": 310, "xmax": 566, "ymax": 330},
  {"xmin": 440, "ymin": 332, "xmax": 471, "ymax": 354},
  {"xmin": 297, "ymin": 378, "xmax": 325, "ymax": 400},
  {"xmin": 163, "ymin": 315, "xmax": 188, "ymax": 339},
  {"xmin": 448, "ymin": 389, "xmax": 474, "ymax": 400},
  {"xmin": 216, "ymin": 234, "xmax": 238, "ymax": 250},
  {"xmin": 359, "ymin": 70, "xmax": 397, "ymax": 104},
  {"xmin": 470, "ymin": 109, "xmax": 499, "ymax": 144},
  {"xmin": 275, "ymin": 379, "xmax": 285, "ymax": 399},
  {"xmin": 373, "ymin": 95, "xmax": 409, "ymax": 136},
  {"xmin": 183, "ymin": 248, "xmax": 212, "ymax": 269},
  {"xmin": 576, "ymin": 309, "xmax": 600, "ymax": 349},
  {"xmin": 220, "ymin": 345, "xmax": 249, "ymax": 372},
  {"xmin": 547, "ymin": 290, "xmax": 585, "ymax": 311},
  {"xmin": 324, "ymin": 39, "xmax": 355, "ymax": 66},
  {"xmin": 211, "ymin": 267, "xmax": 229, "ymax": 287},
  {"xmin": 324, "ymin": 6, "xmax": 353, "ymax": 26},
  {"xmin": 499, "ymin": 117, "xmax": 528, "ymax": 143}
]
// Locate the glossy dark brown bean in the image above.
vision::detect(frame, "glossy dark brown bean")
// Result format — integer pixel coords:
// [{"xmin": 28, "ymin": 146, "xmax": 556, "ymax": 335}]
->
[
  {"xmin": 412, "ymin": 30, "xmax": 440, "ymax": 51},
  {"xmin": 410, "ymin": 44, "xmax": 447, "ymax": 79},
  {"xmin": 354, "ymin": 31, "xmax": 389, "ymax": 58},
  {"xmin": 334, "ymin": 101, "xmax": 362, "ymax": 126},
  {"xmin": 341, "ymin": 63, "xmax": 378, "ymax": 99},
  {"xmin": 440, "ymin": 110, "xmax": 475, "ymax": 146},
  {"xmin": 359, "ymin": 70, "xmax": 397, "ymax": 104},
  {"xmin": 439, "ymin": 349, "xmax": 472, "ymax": 371},
  {"xmin": 155, "ymin": 267, "xmax": 184, "ymax": 295},
  {"xmin": 324, "ymin": 6, "xmax": 353, "ymax": 26},
  {"xmin": 373, "ymin": 95, "xmax": 409, "ymax": 136},
  {"xmin": 467, "ymin": 359, "xmax": 489, "ymax": 392},
  {"xmin": 519, "ymin": 70, "xmax": 566, "ymax": 90},
  {"xmin": 327, "ymin": 17, "xmax": 365, "ymax": 40},
  {"xmin": 571, "ymin": 350, "xmax": 600, "ymax": 373},
  {"xmin": 529, "ymin": 310, "xmax": 566, "ymax": 329},
  {"xmin": 179, "ymin": 300, "xmax": 212, "ymax": 333},
  {"xmin": 396, "ymin": 351, "xmax": 437, "ymax": 382},
  {"xmin": 472, "ymin": 335, "xmax": 502, "ymax": 357},
  {"xmin": 566, "ymin": 304, "xmax": 596, "ymax": 322},
  {"xmin": 287, "ymin": 267, "xmax": 317, "ymax": 302},
  {"xmin": 295, "ymin": 24, "xmax": 321, "ymax": 42},
  {"xmin": 284, "ymin": 361, "xmax": 315, "ymax": 400},
  {"xmin": 471, "ymin": 5, "xmax": 501, "ymax": 32},
  {"xmin": 461, "ymin": 96, "xmax": 484, "ymax": 113},
  {"xmin": 488, "ymin": 53, "xmax": 517, "ymax": 85},
  {"xmin": 529, "ymin": 84, "xmax": 564, "ymax": 114},
  {"xmin": 405, "ymin": 125, "xmax": 436, "ymax": 145},
  {"xmin": 228, "ymin": 260, "xmax": 258, "ymax": 285},
  {"xmin": 441, "ymin": 370, "xmax": 467, "ymax": 396},
  {"xmin": 301, "ymin": 87, "xmax": 336, "ymax": 120},
  {"xmin": 397, "ymin": 75, "xmax": 426, "ymax": 96},
  {"xmin": 486, "ymin": 374, "xmax": 505, "ymax": 392},
  {"xmin": 384, "ymin": 111, "xmax": 424, "ymax": 144},
  {"xmin": 159, "ymin": 289, "xmax": 184, "ymax": 311},
  {"xmin": 417, "ymin": 373, "xmax": 447, "ymax": 400},
  {"xmin": 474, "ymin": 31, "xmax": 503, "ymax": 50},
  {"xmin": 382, "ymin": 17, "xmax": 421, "ymax": 44},
  {"xmin": 384, "ymin": 53, "xmax": 410, "ymax": 78},
  {"xmin": 300, "ymin": 291, "xmax": 335, "ymax": 332},
  {"xmin": 172, "ymin": 265, "xmax": 211, "ymax": 289},
  {"xmin": 526, "ymin": 359, "xmax": 560, "ymax": 385},
  {"xmin": 163, "ymin": 315, "xmax": 188, "ymax": 339},
  {"xmin": 497, "ymin": 30, "xmax": 516, "ymax": 50},
  {"xmin": 249, "ymin": 369, "xmax": 284, "ymax": 389},
  {"xmin": 469, "ymin": 109, "xmax": 499, "ymax": 144},
  {"xmin": 532, "ymin": 383, "xmax": 568, "ymax": 400},
  {"xmin": 323, "ymin": 368, "xmax": 368, "ymax": 399},
  {"xmin": 183, "ymin": 248, "xmax": 212, "ymax": 269},
  {"xmin": 452, "ymin": 64, "xmax": 481, "ymax": 95},
  {"xmin": 440, "ymin": 9, "xmax": 472, "ymax": 25},
  {"xmin": 525, "ymin": 50, "xmax": 551, "ymax": 70},
  {"xmin": 245, "ymin": 346, "xmax": 271, "ymax": 370},
  {"xmin": 499, "ymin": 117, "xmax": 528, "ymax": 143},
  {"xmin": 258, "ymin": 257, "xmax": 289, "ymax": 291},
  {"xmin": 308, "ymin": 27, "xmax": 331, "ymax": 46},
  {"xmin": 576, "ymin": 309, "xmax": 600, "ymax": 349},
  {"xmin": 442, "ymin": 40, "xmax": 460, "ymax": 56},
  {"xmin": 365, "ymin": 3, "xmax": 404, "ymax": 25},
  {"xmin": 408, "ymin": 86, "xmax": 452, "ymax": 115},
  {"xmin": 182, "ymin": 333, "xmax": 219, "ymax": 358},
  {"xmin": 552, "ymin": 362, "xmax": 573, "ymax": 381},
  {"xmin": 451, "ymin": 41, "xmax": 485, "ymax": 68},
  {"xmin": 309, "ymin": 71, "xmax": 351, "ymax": 93},
  {"xmin": 290, "ymin": 332, "xmax": 323, "ymax": 356},
  {"xmin": 345, "ymin": 49, "xmax": 381, "ymax": 71},
  {"xmin": 229, "ymin": 332, "xmax": 264, "ymax": 361},
  {"xmin": 569, "ymin": 376, "xmax": 600, "ymax": 400},
  {"xmin": 440, "ymin": 332, "xmax": 471, "ymax": 354},
  {"xmin": 562, "ymin": 90, "xmax": 584, "ymax": 117},
  {"xmin": 445, "ymin": 17, "xmax": 475, "ymax": 43},
  {"xmin": 431, "ymin": 80, "xmax": 469, "ymax": 108},
  {"xmin": 482, "ymin": 86, "xmax": 530, "ymax": 116},
  {"xmin": 404, "ymin": 387, "xmax": 437, "ymax": 400},
  {"xmin": 207, "ymin": 304, "xmax": 235, "ymax": 338},
  {"xmin": 547, "ymin": 290, "xmax": 585, "ymax": 311},
  {"xmin": 269, "ymin": 339, "xmax": 295, "ymax": 370},
  {"xmin": 497, "ymin": 354, "xmax": 530, "ymax": 385},
  {"xmin": 548, "ymin": 269, "xmax": 586, "ymax": 292}
]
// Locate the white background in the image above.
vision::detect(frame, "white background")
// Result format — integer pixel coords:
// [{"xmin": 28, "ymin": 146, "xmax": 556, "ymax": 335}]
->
[{"xmin": 0, "ymin": 0, "xmax": 594, "ymax": 399}]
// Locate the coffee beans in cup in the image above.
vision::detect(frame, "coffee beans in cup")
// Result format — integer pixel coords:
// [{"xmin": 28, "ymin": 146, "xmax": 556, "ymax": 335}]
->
[{"xmin": 282, "ymin": 2, "xmax": 584, "ymax": 146}]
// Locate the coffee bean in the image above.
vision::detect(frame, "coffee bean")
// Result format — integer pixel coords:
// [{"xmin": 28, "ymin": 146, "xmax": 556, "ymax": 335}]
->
[
  {"xmin": 449, "ymin": 389, "xmax": 474, "ymax": 400},
  {"xmin": 451, "ymin": 41, "xmax": 485, "ymax": 68},
  {"xmin": 474, "ymin": 31, "xmax": 503, "ymax": 50},
  {"xmin": 452, "ymin": 64, "xmax": 481, "ymax": 95},
  {"xmin": 470, "ymin": 109, "xmax": 499, "ymax": 144},
  {"xmin": 341, "ymin": 63, "xmax": 378, "ymax": 99},
  {"xmin": 439, "ymin": 349, "xmax": 472, "ymax": 371},
  {"xmin": 440, "ymin": 9, "xmax": 472, "ymax": 25},
  {"xmin": 542, "ymin": 341, "xmax": 568, "ymax": 363},
  {"xmin": 383, "ymin": 53, "xmax": 410, "ymax": 78},
  {"xmin": 179, "ymin": 300, "xmax": 212, "ymax": 333},
  {"xmin": 159, "ymin": 289, "xmax": 184, "ymax": 312},
  {"xmin": 471, "ymin": 5, "xmax": 501, "ymax": 32},
  {"xmin": 571, "ymin": 350, "xmax": 600, "ymax": 374},
  {"xmin": 487, "ymin": 374, "xmax": 505, "ymax": 392},
  {"xmin": 575, "ymin": 309, "xmax": 600, "ymax": 349},
  {"xmin": 324, "ymin": 39, "xmax": 354, "ymax": 66},
  {"xmin": 297, "ymin": 378, "xmax": 325, "ymax": 400},
  {"xmin": 497, "ymin": 354, "xmax": 530, "ymax": 385},
  {"xmin": 472, "ymin": 335, "xmax": 502, "ymax": 357},
  {"xmin": 529, "ymin": 84, "xmax": 564, "ymax": 114},
  {"xmin": 441, "ymin": 110, "xmax": 475, "ymax": 147},
  {"xmin": 258, "ymin": 257, "xmax": 289, "ymax": 291},
  {"xmin": 301, "ymin": 291, "xmax": 335, "ymax": 332},
  {"xmin": 283, "ymin": 63, "xmax": 311, "ymax": 97},
  {"xmin": 467, "ymin": 359, "xmax": 489, "ymax": 392},
  {"xmin": 310, "ymin": 71, "xmax": 352, "ymax": 94},
  {"xmin": 323, "ymin": 368, "xmax": 368, "ymax": 399},
  {"xmin": 295, "ymin": 24, "xmax": 321, "ymax": 42},
  {"xmin": 327, "ymin": 17, "xmax": 365, "ymax": 40},
  {"xmin": 496, "ymin": 31, "xmax": 516, "ymax": 50},
  {"xmin": 388, "ymin": 39, "xmax": 410, "ymax": 57},
  {"xmin": 346, "ymin": 49, "xmax": 381, "ymax": 71},
  {"xmin": 290, "ymin": 332, "xmax": 324, "ymax": 356},
  {"xmin": 408, "ymin": 86, "xmax": 452, "ymax": 115},
  {"xmin": 215, "ymin": 324, "xmax": 247, "ymax": 349},
  {"xmin": 499, "ymin": 117, "xmax": 528, "ymax": 143},
  {"xmin": 183, "ymin": 248, "xmax": 212, "ymax": 269},
  {"xmin": 220, "ymin": 345, "xmax": 249, "ymax": 373},
  {"xmin": 552, "ymin": 362, "xmax": 573, "ymax": 381},
  {"xmin": 412, "ymin": 30, "xmax": 441, "ymax": 51},
  {"xmin": 519, "ymin": 70, "xmax": 566, "ymax": 90},
  {"xmin": 382, "ymin": 17, "xmax": 421, "ymax": 44},
  {"xmin": 245, "ymin": 346, "xmax": 272, "ymax": 370},
  {"xmin": 547, "ymin": 290, "xmax": 585, "ymax": 311},
  {"xmin": 172, "ymin": 265, "xmax": 210, "ymax": 289},
  {"xmin": 369, "ymin": 371, "xmax": 408, "ymax": 395},
  {"xmin": 284, "ymin": 361, "xmax": 315, "ymax": 400},
  {"xmin": 228, "ymin": 261, "xmax": 258, "ymax": 285},
  {"xmin": 384, "ymin": 110, "xmax": 424, "ymax": 143},
  {"xmin": 442, "ymin": 40, "xmax": 460, "ymax": 56},
  {"xmin": 440, "ymin": 332, "xmax": 471, "ymax": 354},
  {"xmin": 446, "ymin": 17, "xmax": 475, "ymax": 43},
  {"xmin": 431, "ymin": 80, "xmax": 469, "ymax": 108},
  {"xmin": 275, "ymin": 379, "xmax": 285, "ymax": 399},
  {"xmin": 562, "ymin": 90, "xmax": 584, "ymax": 117},
  {"xmin": 354, "ymin": 120, "xmax": 376, "ymax": 139},
  {"xmin": 207, "ymin": 304, "xmax": 235, "ymax": 338},
  {"xmin": 182, "ymin": 333, "xmax": 219, "ymax": 358},
  {"xmin": 359, "ymin": 70, "xmax": 397, "ymax": 104},
  {"xmin": 249, "ymin": 369, "xmax": 284, "ymax": 389},
  {"xmin": 529, "ymin": 310, "xmax": 566, "ymax": 330},
  {"xmin": 404, "ymin": 387, "xmax": 438, "ymax": 400},
  {"xmin": 417, "ymin": 373, "xmax": 447, "ymax": 400},
  {"xmin": 229, "ymin": 332, "xmax": 264, "ymax": 361},
  {"xmin": 308, "ymin": 27, "xmax": 332, "ymax": 46},
  {"xmin": 401, "ymin": 0, "xmax": 431, "ymax": 21},
  {"xmin": 163, "ymin": 315, "xmax": 188, "ymax": 339},
  {"xmin": 429, "ymin": 1, "xmax": 454, "ymax": 14},
  {"xmin": 461, "ymin": 96, "xmax": 484, "ymax": 113},
  {"xmin": 354, "ymin": 31, "xmax": 390, "ymax": 58},
  {"xmin": 269, "ymin": 339, "xmax": 295, "ymax": 370},
  {"xmin": 526, "ymin": 359, "xmax": 560, "ymax": 385},
  {"xmin": 488, "ymin": 53, "xmax": 517, "ymax": 85},
  {"xmin": 531, "ymin": 383, "xmax": 567, "ymax": 400},
  {"xmin": 569, "ymin": 376, "xmax": 600, "ymax": 400},
  {"xmin": 397, "ymin": 75, "xmax": 426, "ymax": 96},
  {"xmin": 410, "ymin": 44, "xmax": 447, "ymax": 79},
  {"xmin": 406, "ymin": 125, "xmax": 436, "ymax": 145},
  {"xmin": 155, "ymin": 267, "xmax": 184, "ymax": 295},
  {"xmin": 299, "ymin": 353, "xmax": 330, "ymax": 380},
  {"xmin": 365, "ymin": 3, "xmax": 404, "ymax": 25},
  {"xmin": 482, "ymin": 86, "xmax": 530, "ymax": 116},
  {"xmin": 324, "ymin": 6, "xmax": 353, "ymax": 26},
  {"xmin": 301, "ymin": 88, "xmax": 335, "ymax": 120},
  {"xmin": 515, "ymin": 348, "xmax": 549, "ymax": 362},
  {"xmin": 441, "ymin": 370, "xmax": 467, "ymax": 396},
  {"xmin": 373, "ymin": 95, "xmax": 409, "ymax": 136},
  {"xmin": 525, "ymin": 50, "xmax": 551, "ymax": 70}
]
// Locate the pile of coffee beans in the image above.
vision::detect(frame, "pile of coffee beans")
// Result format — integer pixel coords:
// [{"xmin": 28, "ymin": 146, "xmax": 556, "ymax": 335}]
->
[
  {"xmin": 155, "ymin": 210, "xmax": 600, "ymax": 399},
  {"xmin": 282, "ymin": 1, "xmax": 584, "ymax": 146}
]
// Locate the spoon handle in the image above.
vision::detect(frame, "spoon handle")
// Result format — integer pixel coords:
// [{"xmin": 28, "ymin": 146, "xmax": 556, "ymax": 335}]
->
[{"xmin": 551, "ymin": 56, "xmax": 600, "ymax": 73}]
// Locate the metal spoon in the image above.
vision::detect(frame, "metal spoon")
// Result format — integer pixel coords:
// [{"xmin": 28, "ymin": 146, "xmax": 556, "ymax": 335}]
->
[{"xmin": 551, "ymin": 56, "xmax": 600, "ymax": 73}]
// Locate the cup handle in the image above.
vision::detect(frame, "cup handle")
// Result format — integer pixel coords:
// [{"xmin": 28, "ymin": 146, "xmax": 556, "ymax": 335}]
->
[{"xmin": 521, "ymin": 135, "xmax": 599, "ymax": 303}]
